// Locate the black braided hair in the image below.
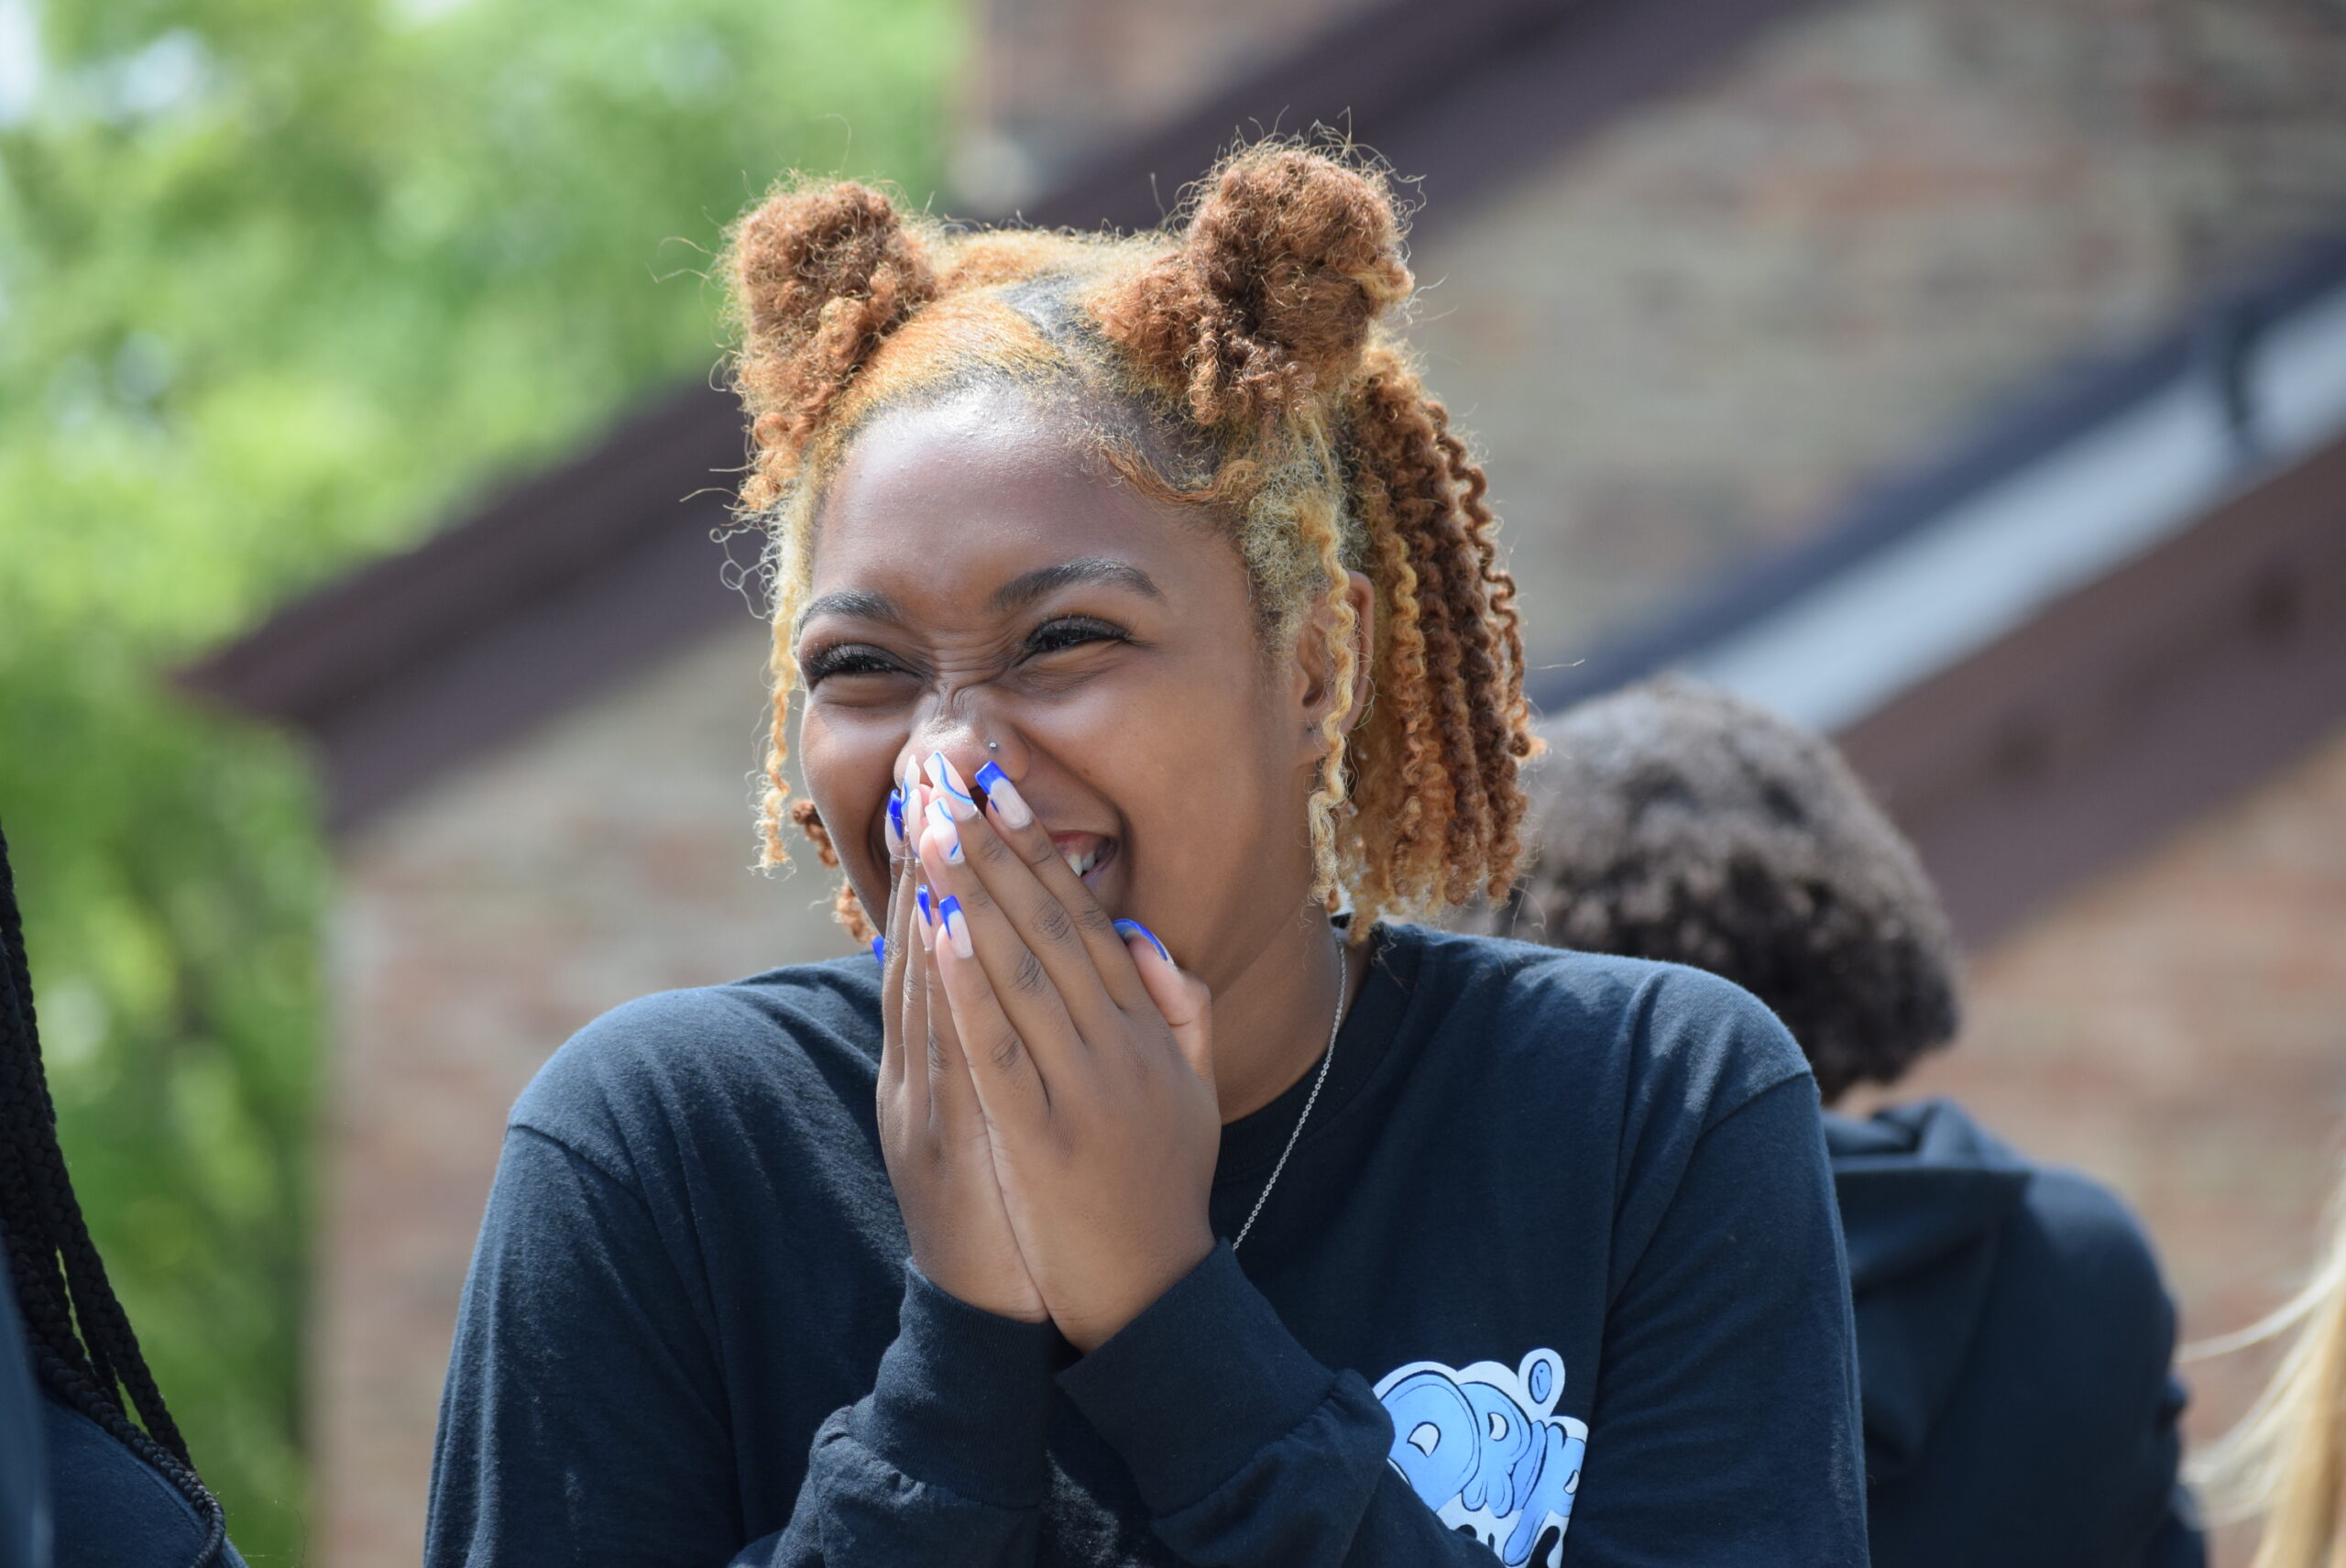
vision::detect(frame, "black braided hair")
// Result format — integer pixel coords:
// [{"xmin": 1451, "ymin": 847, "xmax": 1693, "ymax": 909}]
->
[{"xmin": 0, "ymin": 820, "xmax": 226, "ymax": 1567}]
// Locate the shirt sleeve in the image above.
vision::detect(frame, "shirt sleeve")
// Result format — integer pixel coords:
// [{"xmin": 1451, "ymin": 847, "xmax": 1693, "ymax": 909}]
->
[
  {"xmin": 1564, "ymin": 1073, "xmax": 1869, "ymax": 1566},
  {"xmin": 1057, "ymin": 1242, "xmax": 1510, "ymax": 1568},
  {"xmin": 425, "ymin": 1124, "xmax": 1058, "ymax": 1568}
]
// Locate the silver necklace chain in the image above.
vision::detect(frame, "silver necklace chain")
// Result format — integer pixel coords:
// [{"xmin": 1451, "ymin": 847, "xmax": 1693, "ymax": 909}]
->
[{"xmin": 1231, "ymin": 933, "xmax": 1347, "ymax": 1252}]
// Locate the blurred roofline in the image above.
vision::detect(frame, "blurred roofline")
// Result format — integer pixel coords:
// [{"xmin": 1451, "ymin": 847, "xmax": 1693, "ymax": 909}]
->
[
  {"xmin": 178, "ymin": 0, "xmax": 1826, "ymax": 830},
  {"xmin": 1004, "ymin": 0, "xmax": 1830, "ymax": 233},
  {"xmin": 1530, "ymin": 221, "xmax": 2346, "ymax": 718}
]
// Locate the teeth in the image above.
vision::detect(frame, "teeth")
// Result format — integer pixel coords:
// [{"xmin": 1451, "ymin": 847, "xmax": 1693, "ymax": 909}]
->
[{"xmin": 1062, "ymin": 848, "xmax": 1100, "ymax": 878}]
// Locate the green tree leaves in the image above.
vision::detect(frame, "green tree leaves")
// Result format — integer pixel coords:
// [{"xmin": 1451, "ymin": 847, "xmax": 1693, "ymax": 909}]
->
[{"xmin": 2, "ymin": 0, "xmax": 950, "ymax": 1556}]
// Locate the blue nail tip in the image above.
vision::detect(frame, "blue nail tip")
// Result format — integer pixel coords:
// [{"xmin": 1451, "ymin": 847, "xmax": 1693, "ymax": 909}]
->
[
  {"xmin": 1113, "ymin": 919, "xmax": 1172, "ymax": 964},
  {"xmin": 938, "ymin": 895, "xmax": 963, "ymax": 927},
  {"xmin": 915, "ymin": 886, "xmax": 932, "ymax": 924},
  {"xmin": 886, "ymin": 791, "xmax": 904, "ymax": 839},
  {"xmin": 974, "ymin": 761, "xmax": 1010, "ymax": 795},
  {"xmin": 871, "ymin": 937, "xmax": 885, "ymax": 963}
]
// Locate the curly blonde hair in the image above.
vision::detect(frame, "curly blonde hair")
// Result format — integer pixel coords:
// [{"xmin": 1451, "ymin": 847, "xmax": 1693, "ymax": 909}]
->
[{"xmin": 723, "ymin": 146, "xmax": 1535, "ymax": 940}]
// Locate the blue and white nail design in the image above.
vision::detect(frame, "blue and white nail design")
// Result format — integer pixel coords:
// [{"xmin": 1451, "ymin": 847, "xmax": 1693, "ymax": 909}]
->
[
  {"xmin": 973, "ymin": 762, "xmax": 1033, "ymax": 829},
  {"xmin": 925, "ymin": 798, "xmax": 964, "ymax": 862},
  {"xmin": 871, "ymin": 936, "xmax": 885, "ymax": 964},
  {"xmin": 925, "ymin": 751, "xmax": 979, "ymax": 821},
  {"xmin": 884, "ymin": 788, "xmax": 906, "ymax": 855},
  {"xmin": 1113, "ymin": 919, "xmax": 1174, "ymax": 968},
  {"xmin": 915, "ymin": 885, "xmax": 935, "ymax": 949},
  {"xmin": 938, "ymin": 896, "xmax": 972, "ymax": 959}
]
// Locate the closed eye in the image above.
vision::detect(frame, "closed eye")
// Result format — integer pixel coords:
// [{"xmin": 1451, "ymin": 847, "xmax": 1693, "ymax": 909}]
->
[
  {"xmin": 799, "ymin": 642, "xmax": 904, "ymax": 685},
  {"xmin": 1024, "ymin": 616, "xmax": 1130, "ymax": 658}
]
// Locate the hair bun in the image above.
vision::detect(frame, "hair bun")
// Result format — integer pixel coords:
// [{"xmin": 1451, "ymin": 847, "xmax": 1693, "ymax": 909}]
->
[
  {"xmin": 728, "ymin": 182, "xmax": 937, "ymax": 504},
  {"xmin": 1097, "ymin": 146, "xmax": 1411, "ymax": 425}
]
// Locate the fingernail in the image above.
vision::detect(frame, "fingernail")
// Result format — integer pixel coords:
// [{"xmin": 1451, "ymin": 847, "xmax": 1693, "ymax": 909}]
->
[
  {"xmin": 925, "ymin": 798, "xmax": 963, "ymax": 862},
  {"xmin": 871, "ymin": 936, "xmax": 885, "ymax": 964},
  {"xmin": 1113, "ymin": 919, "xmax": 1173, "ymax": 968},
  {"xmin": 915, "ymin": 886, "xmax": 935, "ymax": 949},
  {"xmin": 884, "ymin": 788, "xmax": 905, "ymax": 855},
  {"xmin": 939, "ymin": 896, "xmax": 972, "ymax": 959},
  {"xmin": 973, "ymin": 762, "xmax": 1033, "ymax": 829},
  {"xmin": 925, "ymin": 751, "xmax": 979, "ymax": 821}
]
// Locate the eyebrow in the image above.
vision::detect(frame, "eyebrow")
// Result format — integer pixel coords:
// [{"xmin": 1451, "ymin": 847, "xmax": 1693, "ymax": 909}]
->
[
  {"xmin": 795, "ymin": 587, "xmax": 904, "ymax": 633},
  {"xmin": 989, "ymin": 558, "xmax": 1164, "ymax": 615},
  {"xmin": 796, "ymin": 558, "xmax": 1164, "ymax": 633}
]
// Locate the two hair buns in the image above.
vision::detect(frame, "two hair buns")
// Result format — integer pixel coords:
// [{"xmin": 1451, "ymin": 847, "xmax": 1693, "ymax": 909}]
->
[{"xmin": 729, "ymin": 146, "xmax": 1412, "ymax": 499}]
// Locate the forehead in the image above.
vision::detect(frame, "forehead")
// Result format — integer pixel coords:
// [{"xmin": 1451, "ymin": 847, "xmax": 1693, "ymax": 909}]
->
[{"xmin": 806, "ymin": 388, "xmax": 1229, "ymax": 608}]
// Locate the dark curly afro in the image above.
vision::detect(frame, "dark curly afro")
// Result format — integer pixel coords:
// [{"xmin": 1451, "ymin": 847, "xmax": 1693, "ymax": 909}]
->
[{"xmin": 1471, "ymin": 675, "xmax": 1961, "ymax": 1103}]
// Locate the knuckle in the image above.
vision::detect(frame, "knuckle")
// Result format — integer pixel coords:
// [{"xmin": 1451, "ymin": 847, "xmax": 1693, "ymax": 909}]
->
[
  {"xmin": 986, "ymin": 1027, "xmax": 1025, "ymax": 1073},
  {"xmin": 1070, "ymin": 900, "xmax": 1117, "ymax": 938},
  {"xmin": 1031, "ymin": 898, "xmax": 1075, "ymax": 947},
  {"xmin": 1010, "ymin": 948, "xmax": 1050, "ymax": 997}
]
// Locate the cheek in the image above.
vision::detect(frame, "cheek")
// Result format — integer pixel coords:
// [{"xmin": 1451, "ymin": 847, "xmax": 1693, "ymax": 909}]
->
[
  {"xmin": 1075, "ymin": 644, "xmax": 1297, "ymax": 875},
  {"xmin": 796, "ymin": 705, "xmax": 899, "ymax": 882}
]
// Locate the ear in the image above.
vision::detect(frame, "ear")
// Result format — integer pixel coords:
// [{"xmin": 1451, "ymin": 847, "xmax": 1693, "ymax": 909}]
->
[{"xmin": 1289, "ymin": 570, "xmax": 1378, "ymax": 766}]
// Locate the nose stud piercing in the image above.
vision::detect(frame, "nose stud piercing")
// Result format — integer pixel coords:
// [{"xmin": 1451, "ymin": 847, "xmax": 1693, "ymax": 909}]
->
[{"xmin": 986, "ymin": 740, "xmax": 1000, "ymax": 751}]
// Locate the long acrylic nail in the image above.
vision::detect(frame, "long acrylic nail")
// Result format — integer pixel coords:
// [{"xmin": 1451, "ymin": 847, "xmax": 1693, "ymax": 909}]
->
[
  {"xmin": 1113, "ymin": 919, "xmax": 1174, "ymax": 968},
  {"xmin": 973, "ymin": 762, "xmax": 1033, "ymax": 829},
  {"xmin": 925, "ymin": 798, "xmax": 963, "ymax": 862},
  {"xmin": 884, "ymin": 787, "xmax": 906, "ymax": 856},
  {"xmin": 938, "ymin": 896, "xmax": 973, "ymax": 959},
  {"xmin": 925, "ymin": 751, "xmax": 979, "ymax": 821},
  {"xmin": 915, "ymin": 886, "xmax": 935, "ymax": 949},
  {"xmin": 871, "ymin": 935, "xmax": 885, "ymax": 964}
]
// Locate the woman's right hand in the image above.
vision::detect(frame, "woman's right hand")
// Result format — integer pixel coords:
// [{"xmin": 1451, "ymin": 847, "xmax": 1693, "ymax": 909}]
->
[{"xmin": 875, "ymin": 784, "xmax": 1049, "ymax": 1324}]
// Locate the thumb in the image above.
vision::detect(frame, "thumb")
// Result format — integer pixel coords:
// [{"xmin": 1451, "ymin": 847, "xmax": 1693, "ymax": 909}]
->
[{"xmin": 1117, "ymin": 921, "xmax": 1214, "ymax": 1088}]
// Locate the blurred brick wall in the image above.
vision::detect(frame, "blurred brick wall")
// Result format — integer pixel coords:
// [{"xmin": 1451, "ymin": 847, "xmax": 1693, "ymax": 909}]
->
[
  {"xmin": 1400, "ymin": 0, "xmax": 2346, "ymax": 660},
  {"xmin": 957, "ymin": 0, "xmax": 1379, "ymax": 205},
  {"xmin": 1847, "ymin": 721, "xmax": 2346, "ymax": 1568},
  {"xmin": 314, "ymin": 620, "xmax": 854, "ymax": 1568}
]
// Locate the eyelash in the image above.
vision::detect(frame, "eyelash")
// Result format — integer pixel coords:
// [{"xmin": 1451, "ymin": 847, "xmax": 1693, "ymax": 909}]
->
[
  {"xmin": 1025, "ymin": 616, "xmax": 1130, "ymax": 656},
  {"xmin": 800, "ymin": 618, "xmax": 1130, "ymax": 685}
]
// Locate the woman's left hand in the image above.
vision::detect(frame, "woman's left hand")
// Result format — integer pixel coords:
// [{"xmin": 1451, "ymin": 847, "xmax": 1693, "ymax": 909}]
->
[{"xmin": 912, "ymin": 762, "xmax": 1221, "ymax": 1354}]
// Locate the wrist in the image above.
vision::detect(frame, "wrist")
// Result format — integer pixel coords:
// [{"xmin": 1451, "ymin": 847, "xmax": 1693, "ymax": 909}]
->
[
  {"xmin": 1058, "ymin": 1224, "xmax": 1218, "ymax": 1353},
  {"xmin": 854, "ymin": 1261, "xmax": 1065, "ymax": 1508},
  {"xmin": 904, "ymin": 1223, "xmax": 1049, "ymax": 1323}
]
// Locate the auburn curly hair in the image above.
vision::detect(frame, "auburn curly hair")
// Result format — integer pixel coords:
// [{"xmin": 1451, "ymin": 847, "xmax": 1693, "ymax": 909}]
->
[
  {"xmin": 722, "ymin": 145, "xmax": 1536, "ymax": 940},
  {"xmin": 1472, "ymin": 676, "xmax": 1961, "ymax": 1103}
]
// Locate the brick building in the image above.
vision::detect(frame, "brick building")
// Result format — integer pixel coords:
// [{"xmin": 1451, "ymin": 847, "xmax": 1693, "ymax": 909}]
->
[{"xmin": 189, "ymin": 0, "xmax": 2346, "ymax": 1563}]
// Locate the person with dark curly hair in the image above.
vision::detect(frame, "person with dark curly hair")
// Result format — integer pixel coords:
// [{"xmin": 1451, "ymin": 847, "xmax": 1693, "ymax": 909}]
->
[
  {"xmin": 424, "ymin": 149, "xmax": 1868, "ymax": 1567},
  {"xmin": 0, "ymin": 821, "xmax": 246, "ymax": 1568},
  {"xmin": 1476, "ymin": 674, "xmax": 2203, "ymax": 1568}
]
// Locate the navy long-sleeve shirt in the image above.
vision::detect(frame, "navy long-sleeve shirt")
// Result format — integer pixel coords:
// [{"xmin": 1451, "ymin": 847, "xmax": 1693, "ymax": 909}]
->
[{"xmin": 426, "ymin": 923, "xmax": 1867, "ymax": 1567}]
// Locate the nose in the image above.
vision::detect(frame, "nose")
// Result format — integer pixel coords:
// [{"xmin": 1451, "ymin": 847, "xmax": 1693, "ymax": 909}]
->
[{"xmin": 900, "ymin": 715, "xmax": 1025, "ymax": 803}]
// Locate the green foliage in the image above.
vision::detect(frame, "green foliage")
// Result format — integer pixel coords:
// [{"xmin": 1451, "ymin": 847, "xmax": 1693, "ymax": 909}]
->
[{"xmin": 0, "ymin": 0, "xmax": 954, "ymax": 1556}]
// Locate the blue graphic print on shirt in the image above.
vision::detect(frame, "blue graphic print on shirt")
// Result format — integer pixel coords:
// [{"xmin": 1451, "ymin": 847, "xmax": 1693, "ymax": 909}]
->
[{"xmin": 1373, "ymin": 1349, "xmax": 1589, "ymax": 1568}]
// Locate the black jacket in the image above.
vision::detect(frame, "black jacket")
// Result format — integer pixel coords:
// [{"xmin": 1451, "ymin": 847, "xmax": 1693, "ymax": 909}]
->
[
  {"xmin": 1829, "ymin": 1100, "xmax": 2204, "ymax": 1568},
  {"xmin": 429, "ymin": 927, "xmax": 1868, "ymax": 1567}
]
